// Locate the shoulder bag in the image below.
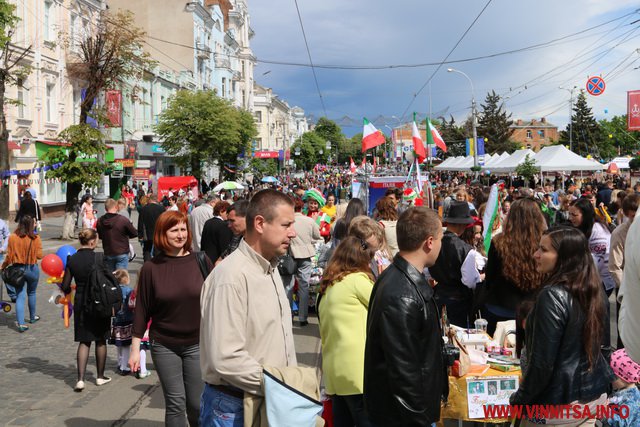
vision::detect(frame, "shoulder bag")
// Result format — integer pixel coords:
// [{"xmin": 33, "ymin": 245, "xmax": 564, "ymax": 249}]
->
[
  {"xmin": 277, "ymin": 249, "xmax": 297, "ymax": 276},
  {"xmin": 2, "ymin": 237, "xmax": 33, "ymax": 288}
]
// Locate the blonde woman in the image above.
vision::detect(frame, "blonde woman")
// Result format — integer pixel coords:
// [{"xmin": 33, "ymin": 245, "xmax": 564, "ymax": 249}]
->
[{"xmin": 348, "ymin": 216, "xmax": 391, "ymax": 278}]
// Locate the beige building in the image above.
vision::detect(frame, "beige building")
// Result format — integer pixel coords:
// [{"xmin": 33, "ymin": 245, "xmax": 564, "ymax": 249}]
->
[{"xmin": 5, "ymin": 0, "xmax": 105, "ymax": 213}]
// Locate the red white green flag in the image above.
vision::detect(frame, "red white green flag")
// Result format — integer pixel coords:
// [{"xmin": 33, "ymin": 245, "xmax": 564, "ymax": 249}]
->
[
  {"xmin": 412, "ymin": 114, "xmax": 427, "ymax": 163},
  {"xmin": 349, "ymin": 157, "xmax": 356, "ymax": 173},
  {"xmin": 426, "ymin": 118, "xmax": 447, "ymax": 152},
  {"xmin": 361, "ymin": 117, "xmax": 386, "ymax": 152}
]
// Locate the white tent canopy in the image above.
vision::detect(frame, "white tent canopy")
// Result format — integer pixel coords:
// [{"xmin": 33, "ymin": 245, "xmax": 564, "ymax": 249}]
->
[
  {"xmin": 491, "ymin": 149, "xmax": 536, "ymax": 173},
  {"xmin": 532, "ymin": 145, "xmax": 605, "ymax": 172},
  {"xmin": 482, "ymin": 152, "xmax": 509, "ymax": 169},
  {"xmin": 434, "ymin": 155, "xmax": 467, "ymax": 171}
]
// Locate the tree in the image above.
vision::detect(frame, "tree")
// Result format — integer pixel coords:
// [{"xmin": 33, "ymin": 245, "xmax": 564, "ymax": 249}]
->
[
  {"xmin": 156, "ymin": 90, "xmax": 256, "ymax": 181},
  {"xmin": 291, "ymin": 132, "xmax": 327, "ymax": 170},
  {"xmin": 515, "ymin": 154, "xmax": 539, "ymax": 185},
  {"xmin": 249, "ymin": 158, "xmax": 278, "ymax": 177},
  {"xmin": 559, "ymin": 90, "xmax": 601, "ymax": 158},
  {"xmin": 477, "ymin": 90, "xmax": 517, "ymax": 154},
  {"xmin": 0, "ymin": 1, "xmax": 31, "ymax": 220},
  {"xmin": 598, "ymin": 115, "xmax": 640, "ymax": 158},
  {"xmin": 63, "ymin": 10, "xmax": 154, "ymax": 125},
  {"xmin": 337, "ymin": 133, "xmax": 361, "ymax": 164},
  {"xmin": 437, "ymin": 115, "xmax": 467, "ymax": 157}
]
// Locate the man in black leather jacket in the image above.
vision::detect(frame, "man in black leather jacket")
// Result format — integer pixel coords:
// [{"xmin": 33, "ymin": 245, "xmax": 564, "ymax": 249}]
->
[{"xmin": 364, "ymin": 207, "xmax": 447, "ymax": 427}]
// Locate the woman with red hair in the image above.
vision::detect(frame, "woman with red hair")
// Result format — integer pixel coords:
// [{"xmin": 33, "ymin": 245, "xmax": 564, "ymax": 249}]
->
[{"xmin": 128, "ymin": 211, "xmax": 212, "ymax": 427}]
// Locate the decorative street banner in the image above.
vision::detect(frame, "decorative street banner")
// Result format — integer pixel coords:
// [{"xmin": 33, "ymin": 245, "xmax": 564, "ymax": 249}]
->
[
  {"xmin": 628, "ymin": 90, "xmax": 640, "ymax": 131},
  {"xmin": 105, "ymin": 90, "xmax": 122, "ymax": 127},
  {"xmin": 81, "ymin": 88, "xmax": 98, "ymax": 129}
]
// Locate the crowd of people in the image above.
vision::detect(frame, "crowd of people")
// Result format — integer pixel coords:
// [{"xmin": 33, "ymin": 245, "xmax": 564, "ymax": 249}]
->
[{"xmin": 1, "ymin": 167, "xmax": 640, "ymax": 426}]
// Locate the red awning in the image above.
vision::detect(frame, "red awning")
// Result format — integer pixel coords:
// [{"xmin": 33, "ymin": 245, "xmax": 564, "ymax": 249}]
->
[
  {"xmin": 37, "ymin": 139, "xmax": 71, "ymax": 147},
  {"xmin": 254, "ymin": 151, "xmax": 279, "ymax": 159}
]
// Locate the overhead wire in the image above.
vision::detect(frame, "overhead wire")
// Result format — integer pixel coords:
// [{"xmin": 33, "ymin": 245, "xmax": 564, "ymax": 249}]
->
[
  {"xmin": 399, "ymin": 0, "xmax": 494, "ymax": 122},
  {"xmin": 292, "ymin": 0, "xmax": 327, "ymax": 117}
]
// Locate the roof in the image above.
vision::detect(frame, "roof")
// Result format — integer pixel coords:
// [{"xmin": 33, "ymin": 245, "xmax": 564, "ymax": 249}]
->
[{"xmin": 510, "ymin": 119, "xmax": 557, "ymax": 128}]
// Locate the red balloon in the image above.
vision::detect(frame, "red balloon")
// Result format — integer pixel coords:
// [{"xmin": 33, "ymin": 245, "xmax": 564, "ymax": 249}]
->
[{"xmin": 41, "ymin": 254, "xmax": 64, "ymax": 277}]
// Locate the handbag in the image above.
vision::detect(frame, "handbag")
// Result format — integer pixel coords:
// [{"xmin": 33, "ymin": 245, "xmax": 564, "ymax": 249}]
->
[
  {"xmin": 278, "ymin": 250, "xmax": 297, "ymax": 276},
  {"xmin": 1, "ymin": 237, "xmax": 33, "ymax": 287}
]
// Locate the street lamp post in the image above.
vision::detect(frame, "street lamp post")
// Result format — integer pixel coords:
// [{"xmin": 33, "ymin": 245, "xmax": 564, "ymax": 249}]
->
[
  {"xmin": 447, "ymin": 68, "xmax": 478, "ymax": 175},
  {"xmin": 559, "ymin": 85, "xmax": 577, "ymax": 152},
  {"xmin": 326, "ymin": 140, "xmax": 332, "ymax": 164}
]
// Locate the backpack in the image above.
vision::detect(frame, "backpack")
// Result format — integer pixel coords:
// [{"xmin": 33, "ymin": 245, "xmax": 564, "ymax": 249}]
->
[{"xmin": 84, "ymin": 253, "xmax": 123, "ymax": 318}]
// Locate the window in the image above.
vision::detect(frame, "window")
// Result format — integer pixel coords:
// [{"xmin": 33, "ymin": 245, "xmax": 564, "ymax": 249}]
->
[
  {"xmin": 44, "ymin": 1, "xmax": 53, "ymax": 41},
  {"xmin": 255, "ymin": 111, "xmax": 262, "ymax": 123},
  {"xmin": 539, "ymin": 130, "xmax": 545, "ymax": 138},
  {"xmin": 526, "ymin": 129, "xmax": 532, "ymax": 139},
  {"xmin": 17, "ymin": 85, "xmax": 28, "ymax": 119},
  {"xmin": 72, "ymin": 87, "xmax": 80, "ymax": 124},
  {"xmin": 255, "ymin": 138, "xmax": 262, "ymax": 150},
  {"xmin": 46, "ymin": 83, "xmax": 55, "ymax": 123},
  {"xmin": 221, "ymin": 78, "xmax": 226, "ymax": 97}
]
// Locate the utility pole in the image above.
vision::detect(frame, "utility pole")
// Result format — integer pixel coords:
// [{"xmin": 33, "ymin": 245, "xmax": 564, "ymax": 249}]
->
[{"xmin": 560, "ymin": 85, "xmax": 577, "ymax": 152}]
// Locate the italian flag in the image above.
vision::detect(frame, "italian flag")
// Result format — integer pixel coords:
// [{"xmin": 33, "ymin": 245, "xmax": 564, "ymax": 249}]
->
[
  {"xmin": 361, "ymin": 118, "xmax": 386, "ymax": 152},
  {"xmin": 349, "ymin": 157, "xmax": 356, "ymax": 173},
  {"xmin": 426, "ymin": 118, "xmax": 447, "ymax": 152},
  {"xmin": 412, "ymin": 114, "xmax": 427, "ymax": 162},
  {"xmin": 482, "ymin": 183, "xmax": 500, "ymax": 253}
]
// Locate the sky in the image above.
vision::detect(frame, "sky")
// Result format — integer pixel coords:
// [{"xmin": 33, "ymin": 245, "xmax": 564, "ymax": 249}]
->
[{"xmin": 250, "ymin": 0, "xmax": 640, "ymax": 137}]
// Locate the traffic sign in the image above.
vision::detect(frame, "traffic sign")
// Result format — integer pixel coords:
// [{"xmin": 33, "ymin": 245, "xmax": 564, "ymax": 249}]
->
[{"xmin": 586, "ymin": 76, "xmax": 605, "ymax": 96}]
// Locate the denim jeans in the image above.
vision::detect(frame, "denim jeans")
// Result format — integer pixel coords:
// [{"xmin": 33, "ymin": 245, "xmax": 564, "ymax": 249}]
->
[
  {"xmin": 15, "ymin": 264, "xmax": 39, "ymax": 326},
  {"xmin": 200, "ymin": 383, "xmax": 244, "ymax": 427},
  {"xmin": 151, "ymin": 341, "xmax": 204, "ymax": 427},
  {"xmin": 104, "ymin": 253, "xmax": 129, "ymax": 272},
  {"xmin": 286, "ymin": 258, "xmax": 313, "ymax": 322}
]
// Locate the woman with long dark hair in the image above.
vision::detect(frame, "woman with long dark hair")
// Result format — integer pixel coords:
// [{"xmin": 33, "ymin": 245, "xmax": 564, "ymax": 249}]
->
[
  {"xmin": 318, "ymin": 236, "xmax": 376, "ymax": 427},
  {"xmin": 332, "ymin": 198, "xmax": 366, "ymax": 246},
  {"xmin": 1, "ymin": 215, "xmax": 43, "ymax": 332},
  {"xmin": 483, "ymin": 198, "xmax": 547, "ymax": 335},
  {"xmin": 509, "ymin": 227, "xmax": 612, "ymax": 426},
  {"xmin": 569, "ymin": 197, "xmax": 616, "ymax": 295}
]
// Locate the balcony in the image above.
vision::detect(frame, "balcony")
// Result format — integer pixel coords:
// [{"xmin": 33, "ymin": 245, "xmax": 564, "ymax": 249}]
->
[
  {"xmin": 196, "ymin": 41, "xmax": 210, "ymax": 59},
  {"xmin": 214, "ymin": 55, "xmax": 231, "ymax": 70}
]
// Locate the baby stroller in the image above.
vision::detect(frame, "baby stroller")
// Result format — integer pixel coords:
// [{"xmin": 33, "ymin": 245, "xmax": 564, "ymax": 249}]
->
[{"xmin": 1, "ymin": 281, "xmax": 14, "ymax": 313}]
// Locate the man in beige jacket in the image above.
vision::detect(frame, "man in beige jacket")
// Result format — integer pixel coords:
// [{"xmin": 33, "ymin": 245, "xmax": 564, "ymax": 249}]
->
[{"xmin": 287, "ymin": 197, "xmax": 322, "ymax": 327}]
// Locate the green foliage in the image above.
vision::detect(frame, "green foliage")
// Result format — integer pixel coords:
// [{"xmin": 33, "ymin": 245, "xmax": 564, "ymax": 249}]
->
[
  {"xmin": 515, "ymin": 154, "xmax": 539, "ymax": 181},
  {"xmin": 291, "ymin": 131, "xmax": 328, "ymax": 170},
  {"xmin": 558, "ymin": 91, "xmax": 601, "ymax": 158},
  {"xmin": 336, "ymin": 133, "xmax": 361, "ymax": 164},
  {"xmin": 40, "ymin": 124, "xmax": 108, "ymax": 188},
  {"xmin": 156, "ymin": 90, "xmax": 256, "ymax": 180},
  {"xmin": 438, "ymin": 115, "xmax": 467, "ymax": 157},
  {"xmin": 0, "ymin": 1, "xmax": 19, "ymax": 49},
  {"xmin": 629, "ymin": 156, "xmax": 640, "ymax": 171},
  {"xmin": 249, "ymin": 158, "xmax": 278, "ymax": 177},
  {"xmin": 598, "ymin": 115, "xmax": 640, "ymax": 158},
  {"xmin": 477, "ymin": 90, "xmax": 517, "ymax": 153}
]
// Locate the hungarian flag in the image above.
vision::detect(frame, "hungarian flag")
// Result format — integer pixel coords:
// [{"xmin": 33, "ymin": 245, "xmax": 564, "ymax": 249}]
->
[
  {"xmin": 362, "ymin": 117, "xmax": 385, "ymax": 152},
  {"xmin": 349, "ymin": 157, "xmax": 356, "ymax": 173},
  {"xmin": 412, "ymin": 115, "xmax": 427, "ymax": 163},
  {"xmin": 426, "ymin": 118, "xmax": 447, "ymax": 152}
]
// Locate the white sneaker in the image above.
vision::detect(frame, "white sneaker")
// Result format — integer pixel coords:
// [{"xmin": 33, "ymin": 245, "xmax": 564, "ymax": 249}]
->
[
  {"xmin": 74, "ymin": 380, "xmax": 85, "ymax": 392},
  {"xmin": 137, "ymin": 371, "xmax": 152, "ymax": 379},
  {"xmin": 96, "ymin": 377, "xmax": 112, "ymax": 386}
]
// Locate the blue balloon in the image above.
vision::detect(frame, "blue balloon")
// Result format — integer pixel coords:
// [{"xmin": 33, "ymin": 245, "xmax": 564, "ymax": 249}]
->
[{"xmin": 56, "ymin": 245, "xmax": 77, "ymax": 269}]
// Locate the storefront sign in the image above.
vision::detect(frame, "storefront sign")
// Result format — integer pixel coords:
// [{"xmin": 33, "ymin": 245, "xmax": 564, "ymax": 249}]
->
[
  {"xmin": 36, "ymin": 141, "xmax": 114, "ymax": 163},
  {"xmin": 133, "ymin": 168, "xmax": 150, "ymax": 180},
  {"xmin": 136, "ymin": 160, "xmax": 151, "ymax": 168},
  {"xmin": 114, "ymin": 158, "xmax": 135, "ymax": 167},
  {"xmin": 111, "ymin": 162, "xmax": 124, "ymax": 171},
  {"xmin": 254, "ymin": 151, "xmax": 279, "ymax": 159}
]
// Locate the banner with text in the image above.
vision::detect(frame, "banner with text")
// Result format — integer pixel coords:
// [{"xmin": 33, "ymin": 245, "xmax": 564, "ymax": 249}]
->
[{"xmin": 628, "ymin": 90, "xmax": 640, "ymax": 131}]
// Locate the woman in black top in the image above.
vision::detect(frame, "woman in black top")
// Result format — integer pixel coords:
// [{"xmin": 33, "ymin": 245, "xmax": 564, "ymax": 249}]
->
[
  {"xmin": 510, "ymin": 227, "xmax": 611, "ymax": 425},
  {"xmin": 483, "ymin": 198, "xmax": 547, "ymax": 335},
  {"xmin": 15, "ymin": 190, "xmax": 42, "ymax": 224},
  {"xmin": 61, "ymin": 228, "xmax": 111, "ymax": 392}
]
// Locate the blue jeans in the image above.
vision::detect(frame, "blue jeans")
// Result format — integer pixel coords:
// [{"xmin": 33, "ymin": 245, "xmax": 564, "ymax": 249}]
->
[
  {"xmin": 286, "ymin": 258, "xmax": 313, "ymax": 322},
  {"xmin": 151, "ymin": 341, "xmax": 203, "ymax": 427},
  {"xmin": 200, "ymin": 384, "xmax": 244, "ymax": 427},
  {"xmin": 15, "ymin": 264, "xmax": 39, "ymax": 326},
  {"xmin": 104, "ymin": 253, "xmax": 128, "ymax": 272}
]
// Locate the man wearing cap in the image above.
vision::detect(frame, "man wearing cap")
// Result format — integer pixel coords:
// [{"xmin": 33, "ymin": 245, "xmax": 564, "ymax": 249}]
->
[
  {"xmin": 428, "ymin": 201, "xmax": 482, "ymax": 328},
  {"xmin": 190, "ymin": 194, "xmax": 219, "ymax": 251}
]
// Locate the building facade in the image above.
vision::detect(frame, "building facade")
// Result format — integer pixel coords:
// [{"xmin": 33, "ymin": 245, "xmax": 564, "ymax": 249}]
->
[{"xmin": 510, "ymin": 117, "xmax": 559, "ymax": 151}]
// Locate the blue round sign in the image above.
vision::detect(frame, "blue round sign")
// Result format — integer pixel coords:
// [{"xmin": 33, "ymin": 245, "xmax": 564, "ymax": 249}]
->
[{"xmin": 586, "ymin": 76, "xmax": 605, "ymax": 96}]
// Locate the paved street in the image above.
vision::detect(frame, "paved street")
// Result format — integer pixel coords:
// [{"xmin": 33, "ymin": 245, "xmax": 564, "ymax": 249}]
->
[{"xmin": 0, "ymin": 213, "xmax": 322, "ymax": 426}]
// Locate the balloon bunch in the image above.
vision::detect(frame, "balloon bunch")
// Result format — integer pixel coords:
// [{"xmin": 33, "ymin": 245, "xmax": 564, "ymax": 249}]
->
[{"xmin": 43, "ymin": 245, "xmax": 77, "ymax": 328}]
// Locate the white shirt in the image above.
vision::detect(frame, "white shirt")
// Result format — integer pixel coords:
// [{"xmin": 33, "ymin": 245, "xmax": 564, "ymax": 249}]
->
[
  {"xmin": 461, "ymin": 250, "xmax": 482, "ymax": 289},
  {"xmin": 190, "ymin": 203, "xmax": 214, "ymax": 251}
]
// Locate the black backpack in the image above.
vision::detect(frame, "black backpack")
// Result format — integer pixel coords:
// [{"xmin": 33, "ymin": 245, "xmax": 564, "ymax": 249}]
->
[{"xmin": 84, "ymin": 253, "xmax": 123, "ymax": 318}]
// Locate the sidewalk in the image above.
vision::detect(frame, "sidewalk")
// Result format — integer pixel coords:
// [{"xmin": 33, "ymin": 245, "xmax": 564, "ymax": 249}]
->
[{"xmin": 1, "ymin": 213, "xmax": 322, "ymax": 426}]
